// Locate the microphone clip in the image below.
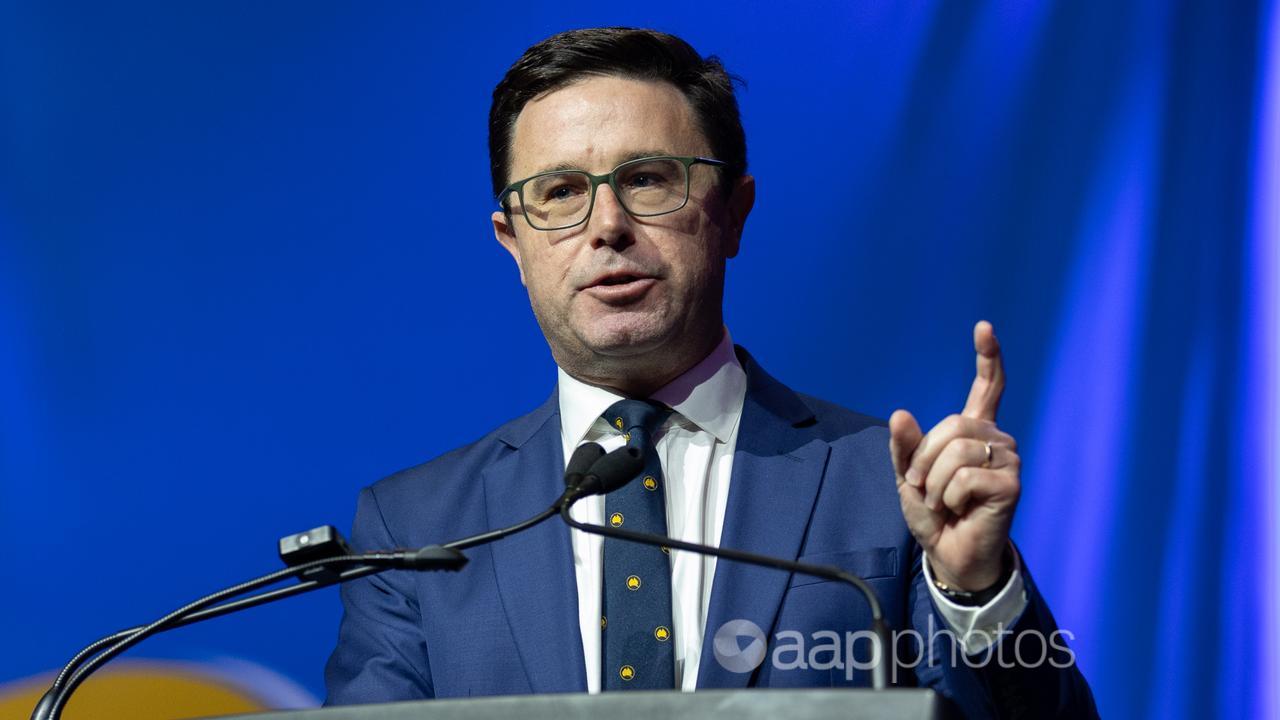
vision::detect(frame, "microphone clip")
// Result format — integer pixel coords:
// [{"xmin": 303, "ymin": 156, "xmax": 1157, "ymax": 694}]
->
[{"xmin": 395, "ymin": 545, "xmax": 468, "ymax": 571}]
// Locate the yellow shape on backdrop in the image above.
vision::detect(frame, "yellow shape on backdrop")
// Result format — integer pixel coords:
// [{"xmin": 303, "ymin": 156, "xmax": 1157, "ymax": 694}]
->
[{"xmin": 0, "ymin": 662, "xmax": 271, "ymax": 720}]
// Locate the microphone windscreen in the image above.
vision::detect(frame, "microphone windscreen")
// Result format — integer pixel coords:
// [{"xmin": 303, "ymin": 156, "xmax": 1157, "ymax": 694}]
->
[
  {"xmin": 564, "ymin": 442, "xmax": 606, "ymax": 488},
  {"xmin": 588, "ymin": 446, "xmax": 644, "ymax": 495}
]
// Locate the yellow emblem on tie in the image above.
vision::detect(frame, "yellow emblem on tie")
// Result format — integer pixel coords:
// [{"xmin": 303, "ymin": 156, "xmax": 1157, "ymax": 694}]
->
[
  {"xmin": 601, "ymin": 616, "xmax": 607, "ymax": 630},
  {"xmin": 610, "ymin": 512, "xmax": 624, "ymax": 527},
  {"xmin": 626, "ymin": 575, "xmax": 641, "ymax": 590},
  {"xmin": 643, "ymin": 476, "xmax": 657, "ymax": 491},
  {"xmin": 615, "ymin": 417, "xmax": 624, "ymax": 430},
  {"xmin": 654, "ymin": 626, "xmax": 670, "ymax": 642},
  {"xmin": 660, "ymin": 546, "xmax": 670, "ymax": 555},
  {"xmin": 619, "ymin": 665, "xmax": 635, "ymax": 681},
  {"xmin": 623, "ymin": 432, "xmax": 631, "ymax": 442}
]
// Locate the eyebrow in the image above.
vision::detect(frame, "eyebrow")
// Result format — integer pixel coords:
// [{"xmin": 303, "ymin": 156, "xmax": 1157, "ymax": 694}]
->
[{"xmin": 528, "ymin": 150, "xmax": 673, "ymax": 177}]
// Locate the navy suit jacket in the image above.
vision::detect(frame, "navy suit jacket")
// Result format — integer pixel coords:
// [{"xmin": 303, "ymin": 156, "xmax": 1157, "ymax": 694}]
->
[{"xmin": 325, "ymin": 349, "xmax": 1097, "ymax": 718}]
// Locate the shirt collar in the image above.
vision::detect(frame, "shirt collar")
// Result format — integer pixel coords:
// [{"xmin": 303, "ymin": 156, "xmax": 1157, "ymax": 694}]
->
[{"xmin": 557, "ymin": 329, "xmax": 747, "ymax": 450}]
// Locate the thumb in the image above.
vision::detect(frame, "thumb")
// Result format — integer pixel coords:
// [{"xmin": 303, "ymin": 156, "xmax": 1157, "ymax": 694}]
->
[{"xmin": 889, "ymin": 409, "xmax": 924, "ymax": 486}]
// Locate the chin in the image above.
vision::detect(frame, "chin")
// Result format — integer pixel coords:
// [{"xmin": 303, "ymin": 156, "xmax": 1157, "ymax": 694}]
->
[{"xmin": 576, "ymin": 312, "xmax": 675, "ymax": 358}]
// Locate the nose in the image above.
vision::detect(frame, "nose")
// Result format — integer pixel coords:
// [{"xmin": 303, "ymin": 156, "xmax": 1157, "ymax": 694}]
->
[{"xmin": 587, "ymin": 183, "xmax": 633, "ymax": 250}]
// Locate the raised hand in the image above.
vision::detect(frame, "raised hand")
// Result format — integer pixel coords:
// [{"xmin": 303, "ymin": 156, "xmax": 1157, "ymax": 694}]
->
[{"xmin": 889, "ymin": 321, "xmax": 1020, "ymax": 591}]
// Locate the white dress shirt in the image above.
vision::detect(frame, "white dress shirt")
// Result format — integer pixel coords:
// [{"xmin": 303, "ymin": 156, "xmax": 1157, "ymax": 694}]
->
[{"xmin": 558, "ymin": 330, "xmax": 1026, "ymax": 692}]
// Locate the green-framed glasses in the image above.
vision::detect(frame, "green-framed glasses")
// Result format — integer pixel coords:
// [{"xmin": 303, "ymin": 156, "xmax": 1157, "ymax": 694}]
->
[{"xmin": 497, "ymin": 155, "xmax": 727, "ymax": 231}]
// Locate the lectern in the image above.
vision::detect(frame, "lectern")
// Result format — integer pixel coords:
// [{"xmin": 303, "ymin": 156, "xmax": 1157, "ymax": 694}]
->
[{"xmin": 214, "ymin": 689, "xmax": 949, "ymax": 720}]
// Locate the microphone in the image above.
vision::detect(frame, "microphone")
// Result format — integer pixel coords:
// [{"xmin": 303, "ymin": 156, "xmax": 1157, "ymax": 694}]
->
[
  {"xmin": 560, "ymin": 452, "xmax": 893, "ymax": 690},
  {"xmin": 564, "ymin": 441, "xmax": 606, "ymax": 489},
  {"xmin": 566, "ymin": 444, "xmax": 643, "ymax": 498},
  {"xmin": 35, "ymin": 443, "xmax": 640, "ymax": 720},
  {"xmin": 444, "ymin": 442, "xmax": 625, "ymax": 553}
]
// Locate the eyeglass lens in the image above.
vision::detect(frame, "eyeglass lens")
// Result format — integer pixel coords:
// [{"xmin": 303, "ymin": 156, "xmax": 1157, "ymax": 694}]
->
[{"xmin": 520, "ymin": 157, "xmax": 688, "ymax": 230}]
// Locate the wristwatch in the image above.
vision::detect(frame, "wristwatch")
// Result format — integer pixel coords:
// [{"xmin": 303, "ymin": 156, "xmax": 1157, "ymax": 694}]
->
[{"xmin": 930, "ymin": 545, "xmax": 1015, "ymax": 607}]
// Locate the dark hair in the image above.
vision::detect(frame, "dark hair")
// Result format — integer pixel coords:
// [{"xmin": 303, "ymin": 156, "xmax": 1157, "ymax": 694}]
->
[{"xmin": 488, "ymin": 27, "xmax": 747, "ymax": 198}]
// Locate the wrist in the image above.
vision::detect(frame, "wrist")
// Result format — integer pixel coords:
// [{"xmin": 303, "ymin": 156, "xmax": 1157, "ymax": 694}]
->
[{"xmin": 930, "ymin": 545, "xmax": 1014, "ymax": 607}]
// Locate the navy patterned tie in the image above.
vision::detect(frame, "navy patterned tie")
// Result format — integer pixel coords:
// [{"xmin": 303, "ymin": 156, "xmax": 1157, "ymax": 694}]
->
[{"xmin": 600, "ymin": 399, "xmax": 675, "ymax": 690}]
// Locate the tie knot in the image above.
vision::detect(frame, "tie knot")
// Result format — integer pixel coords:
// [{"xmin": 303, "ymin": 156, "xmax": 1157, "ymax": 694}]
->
[{"xmin": 603, "ymin": 399, "xmax": 670, "ymax": 439}]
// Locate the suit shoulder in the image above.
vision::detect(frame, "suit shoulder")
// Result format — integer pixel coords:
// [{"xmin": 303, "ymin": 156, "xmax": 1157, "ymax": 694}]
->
[
  {"xmin": 736, "ymin": 346, "xmax": 886, "ymax": 444},
  {"xmin": 794, "ymin": 391, "xmax": 889, "ymax": 441},
  {"xmin": 366, "ymin": 397, "xmax": 557, "ymax": 501}
]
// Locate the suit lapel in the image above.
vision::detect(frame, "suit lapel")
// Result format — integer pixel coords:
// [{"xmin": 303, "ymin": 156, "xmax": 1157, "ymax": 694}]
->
[
  {"xmin": 697, "ymin": 350, "xmax": 830, "ymax": 689},
  {"xmin": 484, "ymin": 394, "xmax": 588, "ymax": 694}
]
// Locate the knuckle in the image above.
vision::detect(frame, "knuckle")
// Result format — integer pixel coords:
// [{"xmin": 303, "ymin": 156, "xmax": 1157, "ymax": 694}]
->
[
  {"xmin": 996, "ymin": 468, "xmax": 1021, "ymax": 496},
  {"xmin": 943, "ymin": 493, "xmax": 966, "ymax": 513},
  {"xmin": 938, "ymin": 438, "xmax": 966, "ymax": 461},
  {"xmin": 942, "ymin": 414, "xmax": 965, "ymax": 435}
]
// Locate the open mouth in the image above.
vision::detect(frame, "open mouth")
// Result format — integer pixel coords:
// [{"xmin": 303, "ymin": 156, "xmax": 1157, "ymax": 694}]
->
[
  {"xmin": 582, "ymin": 273, "xmax": 657, "ymax": 303},
  {"xmin": 596, "ymin": 274, "xmax": 646, "ymax": 286}
]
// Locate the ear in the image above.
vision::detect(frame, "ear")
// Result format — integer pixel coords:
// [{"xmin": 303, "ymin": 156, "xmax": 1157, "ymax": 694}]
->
[
  {"xmin": 721, "ymin": 174, "xmax": 755, "ymax": 259},
  {"xmin": 492, "ymin": 210, "xmax": 527, "ymax": 286}
]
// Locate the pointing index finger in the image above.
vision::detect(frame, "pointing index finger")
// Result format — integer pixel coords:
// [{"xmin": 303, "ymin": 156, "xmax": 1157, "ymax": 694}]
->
[{"xmin": 962, "ymin": 320, "xmax": 1005, "ymax": 422}]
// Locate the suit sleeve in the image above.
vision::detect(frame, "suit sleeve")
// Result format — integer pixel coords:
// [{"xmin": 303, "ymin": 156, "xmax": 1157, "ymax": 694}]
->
[
  {"xmin": 324, "ymin": 486, "xmax": 435, "ymax": 705},
  {"xmin": 907, "ymin": 547, "xmax": 1099, "ymax": 719}
]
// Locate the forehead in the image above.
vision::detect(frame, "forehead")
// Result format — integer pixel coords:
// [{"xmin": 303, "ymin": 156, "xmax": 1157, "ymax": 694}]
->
[{"xmin": 508, "ymin": 75, "xmax": 709, "ymax": 179}]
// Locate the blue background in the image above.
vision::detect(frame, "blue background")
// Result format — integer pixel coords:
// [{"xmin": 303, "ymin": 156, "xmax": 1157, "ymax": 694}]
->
[{"xmin": 2, "ymin": 2, "xmax": 1277, "ymax": 718}]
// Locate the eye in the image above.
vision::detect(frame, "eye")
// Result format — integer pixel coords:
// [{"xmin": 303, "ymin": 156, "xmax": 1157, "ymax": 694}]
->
[
  {"xmin": 622, "ymin": 171, "xmax": 675, "ymax": 190},
  {"xmin": 538, "ymin": 182, "xmax": 587, "ymax": 203},
  {"xmin": 618, "ymin": 160, "xmax": 679, "ymax": 190}
]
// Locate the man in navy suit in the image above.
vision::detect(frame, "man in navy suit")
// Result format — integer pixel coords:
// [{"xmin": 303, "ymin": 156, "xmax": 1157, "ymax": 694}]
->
[{"xmin": 325, "ymin": 27, "xmax": 1097, "ymax": 718}]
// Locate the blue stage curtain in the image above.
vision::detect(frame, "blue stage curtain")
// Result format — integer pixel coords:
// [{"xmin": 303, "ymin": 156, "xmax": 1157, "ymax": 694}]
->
[
  {"xmin": 0, "ymin": 2, "xmax": 1275, "ymax": 717},
  {"xmin": 1007, "ymin": 2, "xmax": 1279, "ymax": 718}
]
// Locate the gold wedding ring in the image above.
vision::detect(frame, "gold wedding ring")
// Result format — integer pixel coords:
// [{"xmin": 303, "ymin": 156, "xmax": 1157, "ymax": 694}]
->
[{"xmin": 982, "ymin": 441, "xmax": 994, "ymax": 468}]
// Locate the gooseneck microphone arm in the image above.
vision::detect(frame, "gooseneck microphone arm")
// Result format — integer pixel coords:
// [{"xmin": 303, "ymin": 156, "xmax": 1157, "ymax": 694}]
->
[
  {"xmin": 36, "ymin": 559, "xmax": 413, "ymax": 718},
  {"xmin": 36, "ymin": 443, "xmax": 631, "ymax": 720},
  {"xmin": 36, "ymin": 546, "xmax": 466, "ymax": 720},
  {"xmin": 559, "ymin": 464, "xmax": 892, "ymax": 690}
]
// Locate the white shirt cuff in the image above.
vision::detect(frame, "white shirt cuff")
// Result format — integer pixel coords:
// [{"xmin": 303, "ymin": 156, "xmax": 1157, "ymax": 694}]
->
[{"xmin": 922, "ymin": 545, "xmax": 1029, "ymax": 655}]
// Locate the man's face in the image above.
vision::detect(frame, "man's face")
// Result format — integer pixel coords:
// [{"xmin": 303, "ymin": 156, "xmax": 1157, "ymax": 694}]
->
[{"xmin": 493, "ymin": 75, "xmax": 753, "ymax": 389}]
